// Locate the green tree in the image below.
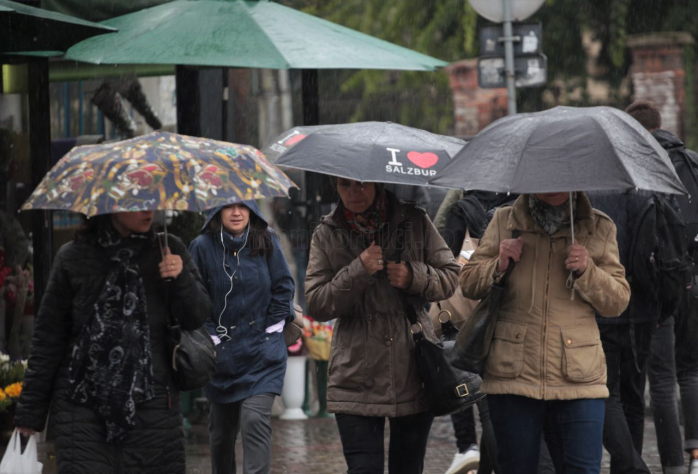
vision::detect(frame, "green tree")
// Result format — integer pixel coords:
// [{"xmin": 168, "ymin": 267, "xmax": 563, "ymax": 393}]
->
[{"xmin": 284, "ymin": 0, "xmax": 698, "ymax": 132}]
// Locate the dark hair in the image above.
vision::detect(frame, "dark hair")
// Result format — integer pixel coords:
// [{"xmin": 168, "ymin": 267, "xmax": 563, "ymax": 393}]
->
[
  {"xmin": 625, "ymin": 100, "xmax": 661, "ymax": 131},
  {"xmin": 206, "ymin": 211, "xmax": 273, "ymax": 258},
  {"xmin": 74, "ymin": 214, "xmax": 108, "ymax": 241}
]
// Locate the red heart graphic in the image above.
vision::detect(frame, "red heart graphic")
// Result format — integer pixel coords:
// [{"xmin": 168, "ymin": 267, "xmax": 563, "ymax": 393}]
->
[
  {"xmin": 407, "ymin": 151, "xmax": 439, "ymax": 169},
  {"xmin": 284, "ymin": 134, "xmax": 306, "ymax": 147}
]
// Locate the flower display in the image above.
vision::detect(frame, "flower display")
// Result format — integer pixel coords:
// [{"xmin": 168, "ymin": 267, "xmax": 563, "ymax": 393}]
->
[
  {"xmin": 4, "ymin": 383, "xmax": 21, "ymax": 399},
  {"xmin": 0, "ymin": 354, "xmax": 26, "ymax": 414},
  {"xmin": 302, "ymin": 317, "xmax": 333, "ymax": 361}
]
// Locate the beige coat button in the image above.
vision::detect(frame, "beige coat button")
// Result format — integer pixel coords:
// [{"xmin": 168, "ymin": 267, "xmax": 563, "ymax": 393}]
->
[
  {"xmin": 516, "ymin": 334, "xmax": 522, "ymax": 339},
  {"xmin": 567, "ymin": 339, "xmax": 572, "ymax": 345}
]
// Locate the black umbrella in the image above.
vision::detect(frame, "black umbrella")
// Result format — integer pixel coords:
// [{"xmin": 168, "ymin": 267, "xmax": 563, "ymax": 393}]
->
[
  {"xmin": 428, "ymin": 106, "xmax": 686, "ymax": 243},
  {"xmin": 429, "ymin": 106, "xmax": 685, "ymax": 196},
  {"xmin": 262, "ymin": 122, "xmax": 466, "ymax": 187}
]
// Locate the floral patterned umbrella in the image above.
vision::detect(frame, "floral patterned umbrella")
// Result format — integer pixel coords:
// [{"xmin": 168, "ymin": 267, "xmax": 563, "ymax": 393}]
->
[{"xmin": 21, "ymin": 131, "xmax": 296, "ymax": 216}]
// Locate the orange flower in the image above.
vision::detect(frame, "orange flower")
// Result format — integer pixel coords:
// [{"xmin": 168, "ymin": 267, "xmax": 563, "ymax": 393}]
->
[
  {"xmin": 0, "ymin": 390, "xmax": 7, "ymax": 402},
  {"xmin": 4, "ymin": 383, "xmax": 22, "ymax": 398}
]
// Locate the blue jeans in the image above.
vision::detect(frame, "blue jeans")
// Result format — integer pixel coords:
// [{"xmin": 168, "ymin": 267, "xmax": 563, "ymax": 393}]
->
[
  {"xmin": 648, "ymin": 316, "xmax": 698, "ymax": 473},
  {"xmin": 488, "ymin": 395, "xmax": 605, "ymax": 474}
]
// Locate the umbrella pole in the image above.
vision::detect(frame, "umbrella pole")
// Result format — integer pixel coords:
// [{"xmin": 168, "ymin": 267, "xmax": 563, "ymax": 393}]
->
[
  {"xmin": 163, "ymin": 211, "xmax": 169, "ymax": 251},
  {"xmin": 569, "ymin": 192, "xmax": 575, "ymax": 243}
]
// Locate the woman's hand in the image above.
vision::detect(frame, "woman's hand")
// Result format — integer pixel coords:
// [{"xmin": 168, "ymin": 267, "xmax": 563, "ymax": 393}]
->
[
  {"xmin": 16, "ymin": 427, "xmax": 35, "ymax": 437},
  {"xmin": 386, "ymin": 262, "xmax": 413, "ymax": 289},
  {"xmin": 566, "ymin": 240, "xmax": 589, "ymax": 275},
  {"xmin": 498, "ymin": 237, "xmax": 524, "ymax": 273},
  {"xmin": 159, "ymin": 247, "xmax": 183, "ymax": 280},
  {"xmin": 360, "ymin": 242, "xmax": 384, "ymax": 276}
]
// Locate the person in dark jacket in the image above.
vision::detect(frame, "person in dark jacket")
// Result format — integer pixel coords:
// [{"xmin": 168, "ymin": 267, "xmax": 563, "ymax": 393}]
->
[
  {"xmin": 588, "ymin": 192, "xmax": 666, "ymax": 474},
  {"xmin": 627, "ymin": 99, "xmax": 698, "ymax": 474},
  {"xmin": 441, "ymin": 191, "xmax": 516, "ymax": 474},
  {"xmin": 15, "ymin": 210, "xmax": 211, "ymax": 474},
  {"xmin": 189, "ymin": 200, "xmax": 294, "ymax": 474}
]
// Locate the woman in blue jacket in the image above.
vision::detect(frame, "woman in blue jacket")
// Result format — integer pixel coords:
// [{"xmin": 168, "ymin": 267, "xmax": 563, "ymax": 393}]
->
[{"xmin": 189, "ymin": 200, "xmax": 294, "ymax": 474}]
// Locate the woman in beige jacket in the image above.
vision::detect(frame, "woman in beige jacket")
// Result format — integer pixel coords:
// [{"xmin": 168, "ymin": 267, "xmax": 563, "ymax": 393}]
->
[
  {"xmin": 305, "ymin": 178, "xmax": 459, "ymax": 474},
  {"xmin": 460, "ymin": 192, "xmax": 630, "ymax": 474}
]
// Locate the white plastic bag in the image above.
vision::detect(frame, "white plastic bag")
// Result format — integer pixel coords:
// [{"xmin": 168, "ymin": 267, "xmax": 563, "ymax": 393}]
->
[{"xmin": 0, "ymin": 430, "xmax": 43, "ymax": 474}]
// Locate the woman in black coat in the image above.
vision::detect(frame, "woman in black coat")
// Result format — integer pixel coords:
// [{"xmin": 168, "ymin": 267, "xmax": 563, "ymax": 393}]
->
[{"xmin": 14, "ymin": 210, "xmax": 211, "ymax": 474}]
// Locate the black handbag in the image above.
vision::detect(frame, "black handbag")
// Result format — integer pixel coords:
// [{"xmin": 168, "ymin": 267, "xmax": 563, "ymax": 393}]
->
[
  {"xmin": 452, "ymin": 231, "xmax": 519, "ymax": 375},
  {"xmin": 167, "ymin": 317, "xmax": 217, "ymax": 392},
  {"xmin": 391, "ymin": 219, "xmax": 484, "ymax": 416},
  {"xmin": 401, "ymin": 294, "xmax": 486, "ymax": 416}
]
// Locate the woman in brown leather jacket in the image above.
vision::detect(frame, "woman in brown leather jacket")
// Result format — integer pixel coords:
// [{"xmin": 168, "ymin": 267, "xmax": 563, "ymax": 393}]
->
[{"xmin": 305, "ymin": 178, "xmax": 459, "ymax": 474}]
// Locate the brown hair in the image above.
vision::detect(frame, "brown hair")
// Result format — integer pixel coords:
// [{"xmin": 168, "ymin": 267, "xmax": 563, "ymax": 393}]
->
[
  {"xmin": 625, "ymin": 100, "xmax": 661, "ymax": 131},
  {"xmin": 206, "ymin": 211, "xmax": 273, "ymax": 258}
]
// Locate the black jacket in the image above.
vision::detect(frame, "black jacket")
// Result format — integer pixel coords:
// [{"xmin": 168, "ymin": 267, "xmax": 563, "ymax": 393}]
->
[
  {"xmin": 15, "ymin": 233, "xmax": 210, "ymax": 474},
  {"xmin": 443, "ymin": 191, "xmax": 517, "ymax": 257},
  {"xmin": 590, "ymin": 192, "xmax": 688, "ymax": 325},
  {"xmin": 653, "ymin": 129, "xmax": 698, "ymax": 250}
]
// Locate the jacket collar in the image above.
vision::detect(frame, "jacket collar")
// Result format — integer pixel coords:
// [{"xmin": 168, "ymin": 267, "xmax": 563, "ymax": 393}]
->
[{"xmin": 506, "ymin": 193, "xmax": 596, "ymax": 238}]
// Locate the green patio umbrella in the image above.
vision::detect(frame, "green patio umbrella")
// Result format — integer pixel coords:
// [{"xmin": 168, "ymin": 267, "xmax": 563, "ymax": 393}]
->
[
  {"xmin": 0, "ymin": 0, "xmax": 116, "ymax": 54},
  {"xmin": 64, "ymin": 0, "xmax": 448, "ymax": 70}
]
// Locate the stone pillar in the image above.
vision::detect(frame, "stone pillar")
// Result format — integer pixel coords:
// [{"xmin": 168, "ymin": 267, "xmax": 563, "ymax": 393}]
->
[
  {"xmin": 447, "ymin": 59, "xmax": 508, "ymax": 138},
  {"xmin": 626, "ymin": 33, "xmax": 695, "ymax": 140}
]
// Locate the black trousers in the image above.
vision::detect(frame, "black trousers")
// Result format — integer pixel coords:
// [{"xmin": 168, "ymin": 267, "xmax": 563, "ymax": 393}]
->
[
  {"xmin": 599, "ymin": 323, "xmax": 652, "ymax": 474},
  {"xmin": 335, "ymin": 411, "xmax": 434, "ymax": 474}
]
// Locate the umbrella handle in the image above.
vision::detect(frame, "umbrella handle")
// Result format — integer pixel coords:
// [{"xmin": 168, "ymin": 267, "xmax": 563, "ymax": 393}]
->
[{"xmin": 158, "ymin": 214, "xmax": 174, "ymax": 283}]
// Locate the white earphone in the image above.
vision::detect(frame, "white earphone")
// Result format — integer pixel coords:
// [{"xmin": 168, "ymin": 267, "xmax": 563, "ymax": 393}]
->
[{"xmin": 215, "ymin": 221, "xmax": 250, "ymax": 341}]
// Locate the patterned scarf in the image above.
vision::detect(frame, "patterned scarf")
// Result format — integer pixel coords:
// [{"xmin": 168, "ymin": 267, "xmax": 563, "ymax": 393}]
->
[
  {"xmin": 343, "ymin": 190, "xmax": 388, "ymax": 236},
  {"xmin": 68, "ymin": 223, "xmax": 155, "ymax": 443},
  {"xmin": 529, "ymin": 193, "xmax": 577, "ymax": 235}
]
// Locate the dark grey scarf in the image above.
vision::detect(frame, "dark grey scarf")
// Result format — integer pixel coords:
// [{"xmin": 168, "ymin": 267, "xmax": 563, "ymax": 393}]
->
[
  {"xmin": 529, "ymin": 194, "xmax": 577, "ymax": 235},
  {"xmin": 68, "ymin": 224, "xmax": 155, "ymax": 442}
]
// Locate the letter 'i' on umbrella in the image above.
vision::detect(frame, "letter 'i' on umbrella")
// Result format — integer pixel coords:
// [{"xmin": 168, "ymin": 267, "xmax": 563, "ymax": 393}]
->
[
  {"xmin": 261, "ymin": 122, "xmax": 467, "ymax": 187},
  {"xmin": 20, "ymin": 131, "xmax": 297, "ymax": 219}
]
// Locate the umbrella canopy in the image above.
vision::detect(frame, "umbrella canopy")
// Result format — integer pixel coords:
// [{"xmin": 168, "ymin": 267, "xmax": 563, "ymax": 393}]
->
[
  {"xmin": 262, "ymin": 122, "xmax": 466, "ymax": 187},
  {"xmin": 0, "ymin": 0, "xmax": 116, "ymax": 54},
  {"xmin": 64, "ymin": 0, "xmax": 447, "ymax": 70},
  {"xmin": 21, "ymin": 132, "xmax": 295, "ymax": 217},
  {"xmin": 429, "ymin": 106, "xmax": 687, "ymax": 196}
]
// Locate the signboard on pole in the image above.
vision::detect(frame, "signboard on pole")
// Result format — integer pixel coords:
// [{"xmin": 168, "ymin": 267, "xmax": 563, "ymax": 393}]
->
[
  {"xmin": 478, "ymin": 54, "xmax": 547, "ymax": 89},
  {"xmin": 480, "ymin": 22, "xmax": 542, "ymax": 57}
]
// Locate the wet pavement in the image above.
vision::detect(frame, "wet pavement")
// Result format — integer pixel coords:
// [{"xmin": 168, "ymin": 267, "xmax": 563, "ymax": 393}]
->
[{"xmin": 182, "ymin": 409, "xmax": 673, "ymax": 474}]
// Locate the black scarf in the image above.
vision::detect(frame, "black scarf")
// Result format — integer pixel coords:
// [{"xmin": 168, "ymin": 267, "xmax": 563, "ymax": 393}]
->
[
  {"xmin": 68, "ymin": 223, "xmax": 155, "ymax": 442},
  {"xmin": 529, "ymin": 194, "xmax": 577, "ymax": 235}
]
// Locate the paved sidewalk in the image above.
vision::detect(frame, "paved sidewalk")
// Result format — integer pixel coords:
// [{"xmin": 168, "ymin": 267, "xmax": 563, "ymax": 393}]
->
[{"xmin": 184, "ymin": 413, "xmax": 671, "ymax": 474}]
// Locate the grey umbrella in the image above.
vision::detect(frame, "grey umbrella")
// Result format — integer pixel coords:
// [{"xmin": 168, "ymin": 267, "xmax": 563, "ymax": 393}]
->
[
  {"xmin": 262, "ymin": 122, "xmax": 466, "ymax": 187},
  {"xmin": 429, "ymin": 106, "xmax": 686, "ymax": 196},
  {"xmin": 428, "ymin": 105, "xmax": 687, "ymax": 245}
]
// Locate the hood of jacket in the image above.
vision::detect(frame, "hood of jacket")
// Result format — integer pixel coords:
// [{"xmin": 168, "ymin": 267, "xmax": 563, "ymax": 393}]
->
[
  {"xmin": 201, "ymin": 200, "xmax": 268, "ymax": 232},
  {"xmin": 653, "ymin": 128, "xmax": 684, "ymax": 152}
]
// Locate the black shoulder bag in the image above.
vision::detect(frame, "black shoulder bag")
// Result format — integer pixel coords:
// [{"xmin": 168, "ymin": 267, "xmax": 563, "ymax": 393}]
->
[
  {"xmin": 164, "ymin": 284, "xmax": 217, "ymax": 393},
  {"xmin": 452, "ymin": 231, "xmax": 519, "ymax": 374},
  {"xmin": 394, "ymin": 221, "xmax": 485, "ymax": 416}
]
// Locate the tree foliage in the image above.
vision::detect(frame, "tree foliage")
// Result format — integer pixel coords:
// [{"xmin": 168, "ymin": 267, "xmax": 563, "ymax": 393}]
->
[{"xmin": 283, "ymin": 0, "xmax": 698, "ymax": 132}]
